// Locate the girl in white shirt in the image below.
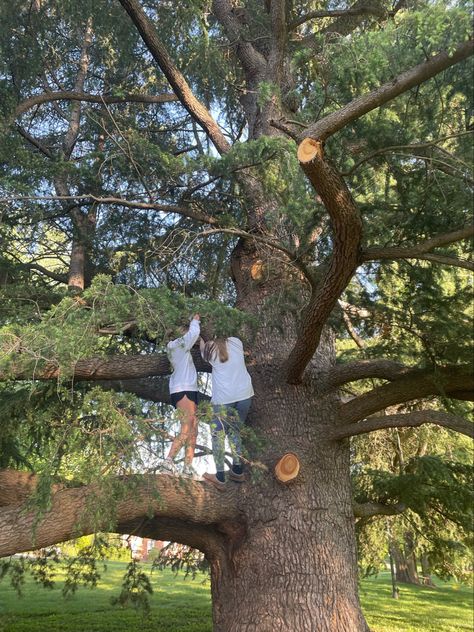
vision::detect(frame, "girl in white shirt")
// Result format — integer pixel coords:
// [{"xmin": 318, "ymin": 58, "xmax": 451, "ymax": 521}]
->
[
  {"xmin": 200, "ymin": 337, "xmax": 254, "ymax": 490},
  {"xmin": 164, "ymin": 314, "xmax": 200, "ymax": 476}
]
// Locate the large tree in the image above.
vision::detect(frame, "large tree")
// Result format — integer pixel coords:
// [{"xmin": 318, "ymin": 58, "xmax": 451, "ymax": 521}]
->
[{"xmin": 0, "ymin": 1, "xmax": 473, "ymax": 630}]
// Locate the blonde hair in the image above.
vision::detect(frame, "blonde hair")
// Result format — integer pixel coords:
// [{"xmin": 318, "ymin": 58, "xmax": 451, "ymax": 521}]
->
[{"xmin": 202, "ymin": 338, "xmax": 229, "ymax": 363}]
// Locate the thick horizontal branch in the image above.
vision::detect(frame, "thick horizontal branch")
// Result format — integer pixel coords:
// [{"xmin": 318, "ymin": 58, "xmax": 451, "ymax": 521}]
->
[
  {"xmin": 352, "ymin": 500, "xmax": 405, "ymax": 519},
  {"xmin": 13, "ymin": 91, "xmax": 177, "ymax": 119},
  {"xmin": 334, "ymin": 409, "xmax": 474, "ymax": 440},
  {"xmin": 115, "ymin": 515, "xmax": 229, "ymax": 561},
  {"xmin": 322, "ymin": 359, "xmax": 410, "ymax": 391},
  {"xmin": 340, "ymin": 365, "xmax": 474, "ymax": 424},
  {"xmin": 301, "ymin": 39, "xmax": 474, "ymax": 142},
  {"xmin": 361, "ymin": 224, "xmax": 474, "ymax": 271},
  {"xmin": 0, "ymin": 470, "xmax": 64, "ymax": 507},
  {"xmin": 4, "ymin": 349, "xmax": 210, "ymax": 382},
  {"xmin": 0, "ymin": 195, "xmax": 220, "ymax": 226},
  {"xmin": 0, "ymin": 471, "xmax": 240, "ymax": 557},
  {"xmin": 119, "ymin": 0, "xmax": 230, "ymax": 155}
]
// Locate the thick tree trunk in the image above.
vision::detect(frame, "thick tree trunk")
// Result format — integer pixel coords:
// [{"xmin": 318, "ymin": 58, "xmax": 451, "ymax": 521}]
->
[
  {"xmin": 198, "ymin": 226, "xmax": 370, "ymax": 630},
  {"xmin": 207, "ymin": 382, "xmax": 369, "ymax": 631}
]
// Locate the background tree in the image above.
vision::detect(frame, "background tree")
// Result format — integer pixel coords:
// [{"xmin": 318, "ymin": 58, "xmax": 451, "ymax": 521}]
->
[
  {"xmin": 0, "ymin": 1, "xmax": 473, "ymax": 630},
  {"xmin": 354, "ymin": 422, "xmax": 473, "ymax": 587}
]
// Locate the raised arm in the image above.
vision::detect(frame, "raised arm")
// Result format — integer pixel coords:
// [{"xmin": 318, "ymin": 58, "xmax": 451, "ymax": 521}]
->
[{"xmin": 168, "ymin": 314, "xmax": 201, "ymax": 351}]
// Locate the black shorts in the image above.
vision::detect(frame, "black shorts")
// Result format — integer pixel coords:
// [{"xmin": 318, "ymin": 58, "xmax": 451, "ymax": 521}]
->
[{"xmin": 170, "ymin": 391, "xmax": 199, "ymax": 408}]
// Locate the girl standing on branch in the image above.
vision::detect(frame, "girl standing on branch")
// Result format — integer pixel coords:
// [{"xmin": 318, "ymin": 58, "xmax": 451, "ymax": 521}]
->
[
  {"xmin": 163, "ymin": 314, "xmax": 201, "ymax": 478},
  {"xmin": 200, "ymin": 336, "xmax": 254, "ymax": 490}
]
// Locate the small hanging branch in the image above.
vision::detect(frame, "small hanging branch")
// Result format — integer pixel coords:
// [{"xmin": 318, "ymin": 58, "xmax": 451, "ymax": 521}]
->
[{"xmin": 274, "ymin": 453, "xmax": 300, "ymax": 484}]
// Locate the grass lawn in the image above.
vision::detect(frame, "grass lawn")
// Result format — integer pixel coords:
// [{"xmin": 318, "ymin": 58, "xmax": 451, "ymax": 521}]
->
[
  {"xmin": 0, "ymin": 562, "xmax": 471, "ymax": 632},
  {"xmin": 360, "ymin": 572, "xmax": 473, "ymax": 632}
]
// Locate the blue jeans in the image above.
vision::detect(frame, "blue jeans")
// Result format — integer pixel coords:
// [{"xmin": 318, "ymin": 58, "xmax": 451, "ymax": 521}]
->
[{"xmin": 210, "ymin": 398, "xmax": 252, "ymax": 472}]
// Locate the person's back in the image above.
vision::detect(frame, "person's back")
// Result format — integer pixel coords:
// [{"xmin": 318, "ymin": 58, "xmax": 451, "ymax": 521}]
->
[
  {"xmin": 201, "ymin": 336, "xmax": 254, "ymax": 490},
  {"xmin": 209, "ymin": 337, "xmax": 254, "ymax": 404}
]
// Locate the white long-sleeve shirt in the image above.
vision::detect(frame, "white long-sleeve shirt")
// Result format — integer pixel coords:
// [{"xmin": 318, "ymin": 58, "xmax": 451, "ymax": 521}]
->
[
  {"xmin": 167, "ymin": 319, "xmax": 200, "ymax": 394},
  {"xmin": 207, "ymin": 337, "xmax": 254, "ymax": 405}
]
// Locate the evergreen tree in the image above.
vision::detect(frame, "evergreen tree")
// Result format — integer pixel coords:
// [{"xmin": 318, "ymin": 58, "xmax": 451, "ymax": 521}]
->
[{"xmin": 0, "ymin": 1, "xmax": 472, "ymax": 630}]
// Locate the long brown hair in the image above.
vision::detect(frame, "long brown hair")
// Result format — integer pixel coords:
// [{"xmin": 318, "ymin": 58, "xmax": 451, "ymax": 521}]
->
[{"xmin": 202, "ymin": 338, "xmax": 229, "ymax": 363}]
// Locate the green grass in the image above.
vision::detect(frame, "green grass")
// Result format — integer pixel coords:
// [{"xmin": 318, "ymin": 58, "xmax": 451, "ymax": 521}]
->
[
  {"xmin": 360, "ymin": 572, "xmax": 473, "ymax": 632},
  {"xmin": 0, "ymin": 562, "xmax": 212, "ymax": 632},
  {"xmin": 0, "ymin": 563, "xmax": 471, "ymax": 632}
]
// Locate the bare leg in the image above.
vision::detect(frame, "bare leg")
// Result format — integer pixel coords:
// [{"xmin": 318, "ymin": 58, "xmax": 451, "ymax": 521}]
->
[
  {"xmin": 184, "ymin": 414, "xmax": 199, "ymax": 466},
  {"xmin": 166, "ymin": 396, "xmax": 197, "ymax": 465}
]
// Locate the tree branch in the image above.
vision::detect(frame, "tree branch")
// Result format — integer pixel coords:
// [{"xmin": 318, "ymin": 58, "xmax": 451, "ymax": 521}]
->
[
  {"xmin": 212, "ymin": 0, "xmax": 267, "ymax": 79},
  {"xmin": 21, "ymin": 262, "xmax": 68, "ymax": 284},
  {"xmin": 14, "ymin": 125, "xmax": 54, "ymax": 158},
  {"xmin": 115, "ymin": 515, "xmax": 229, "ymax": 561},
  {"xmin": 335, "ymin": 409, "xmax": 474, "ymax": 440},
  {"xmin": 298, "ymin": 0, "xmax": 393, "ymax": 49},
  {"xmin": 338, "ymin": 300, "xmax": 372, "ymax": 319},
  {"xmin": 352, "ymin": 500, "xmax": 405, "ymax": 519},
  {"xmin": 285, "ymin": 143, "xmax": 362, "ymax": 383},
  {"xmin": 0, "ymin": 470, "xmax": 63, "ymax": 507},
  {"xmin": 322, "ymin": 359, "xmax": 410, "ymax": 390},
  {"xmin": 0, "ymin": 472, "xmax": 240, "ymax": 558},
  {"xmin": 403, "ymin": 253, "xmax": 473, "ymax": 272},
  {"xmin": 0, "ymin": 195, "xmax": 220, "ymax": 226},
  {"xmin": 341, "ymin": 131, "xmax": 474, "ymax": 179},
  {"xmin": 196, "ymin": 227, "xmax": 316, "ymax": 286},
  {"xmin": 341, "ymin": 310, "xmax": 365, "ymax": 348},
  {"xmin": 339, "ymin": 365, "xmax": 474, "ymax": 424},
  {"xmin": 361, "ymin": 225, "xmax": 474, "ymax": 271},
  {"xmin": 118, "ymin": 0, "xmax": 230, "ymax": 155},
  {"xmin": 13, "ymin": 91, "xmax": 177, "ymax": 119},
  {"xmin": 301, "ymin": 39, "xmax": 474, "ymax": 143},
  {"xmin": 3, "ymin": 349, "xmax": 211, "ymax": 382},
  {"xmin": 2, "ymin": 251, "xmax": 68, "ymax": 284},
  {"xmin": 62, "ymin": 18, "xmax": 94, "ymax": 159},
  {"xmin": 290, "ymin": 6, "xmax": 388, "ymax": 31}
]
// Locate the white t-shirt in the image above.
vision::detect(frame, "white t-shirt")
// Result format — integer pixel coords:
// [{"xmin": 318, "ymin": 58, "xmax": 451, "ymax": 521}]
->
[
  {"xmin": 167, "ymin": 319, "xmax": 200, "ymax": 394},
  {"xmin": 207, "ymin": 337, "xmax": 254, "ymax": 405}
]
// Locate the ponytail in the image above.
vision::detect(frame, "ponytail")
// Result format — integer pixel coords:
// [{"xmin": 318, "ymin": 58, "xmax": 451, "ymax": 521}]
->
[{"xmin": 202, "ymin": 338, "xmax": 229, "ymax": 363}]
